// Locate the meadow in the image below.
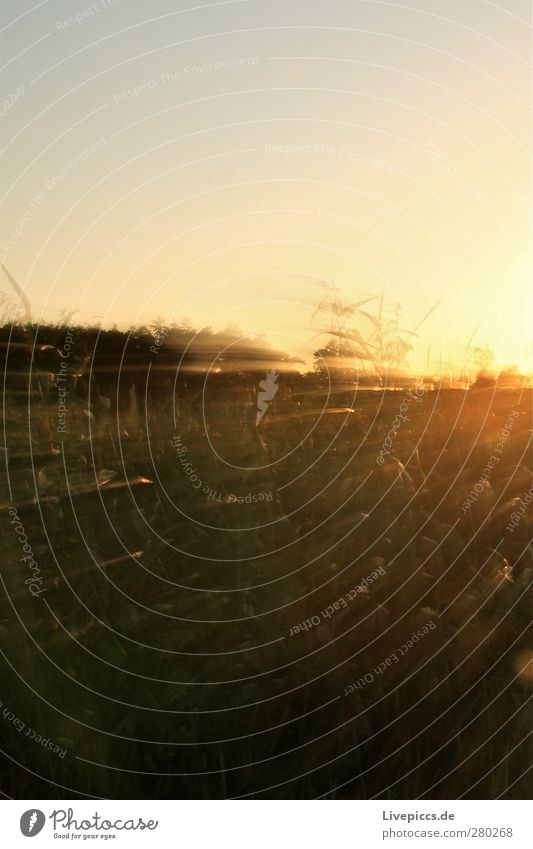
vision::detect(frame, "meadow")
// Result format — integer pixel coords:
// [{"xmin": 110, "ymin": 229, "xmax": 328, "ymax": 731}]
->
[{"xmin": 0, "ymin": 321, "xmax": 531, "ymax": 799}]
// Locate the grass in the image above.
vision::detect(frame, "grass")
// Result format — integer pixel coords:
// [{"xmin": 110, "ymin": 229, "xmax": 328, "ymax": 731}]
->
[{"xmin": 0, "ymin": 322, "xmax": 531, "ymax": 799}]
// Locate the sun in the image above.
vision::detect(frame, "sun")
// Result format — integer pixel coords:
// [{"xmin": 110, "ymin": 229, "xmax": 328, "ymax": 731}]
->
[{"xmin": 483, "ymin": 254, "xmax": 533, "ymax": 378}]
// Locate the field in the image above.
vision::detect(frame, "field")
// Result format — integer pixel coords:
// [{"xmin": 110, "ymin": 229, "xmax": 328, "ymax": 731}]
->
[{"xmin": 0, "ymin": 323, "xmax": 532, "ymax": 799}]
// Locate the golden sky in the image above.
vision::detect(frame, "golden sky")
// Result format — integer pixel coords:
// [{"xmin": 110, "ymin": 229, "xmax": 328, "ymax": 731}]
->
[{"xmin": 1, "ymin": 0, "xmax": 531, "ymax": 375}]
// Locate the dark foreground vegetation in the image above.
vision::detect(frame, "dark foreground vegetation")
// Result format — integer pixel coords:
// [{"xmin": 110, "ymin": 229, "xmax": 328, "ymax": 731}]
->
[{"xmin": 0, "ymin": 322, "xmax": 532, "ymax": 799}]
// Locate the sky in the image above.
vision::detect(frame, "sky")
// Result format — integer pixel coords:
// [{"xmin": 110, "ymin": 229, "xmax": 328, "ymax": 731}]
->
[{"xmin": 0, "ymin": 0, "xmax": 531, "ymax": 376}]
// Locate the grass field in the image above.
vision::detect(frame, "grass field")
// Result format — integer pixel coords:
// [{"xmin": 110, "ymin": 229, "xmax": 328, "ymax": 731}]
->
[{"xmin": 1, "ymin": 323, "xmax": 532, "ymax": 799}]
